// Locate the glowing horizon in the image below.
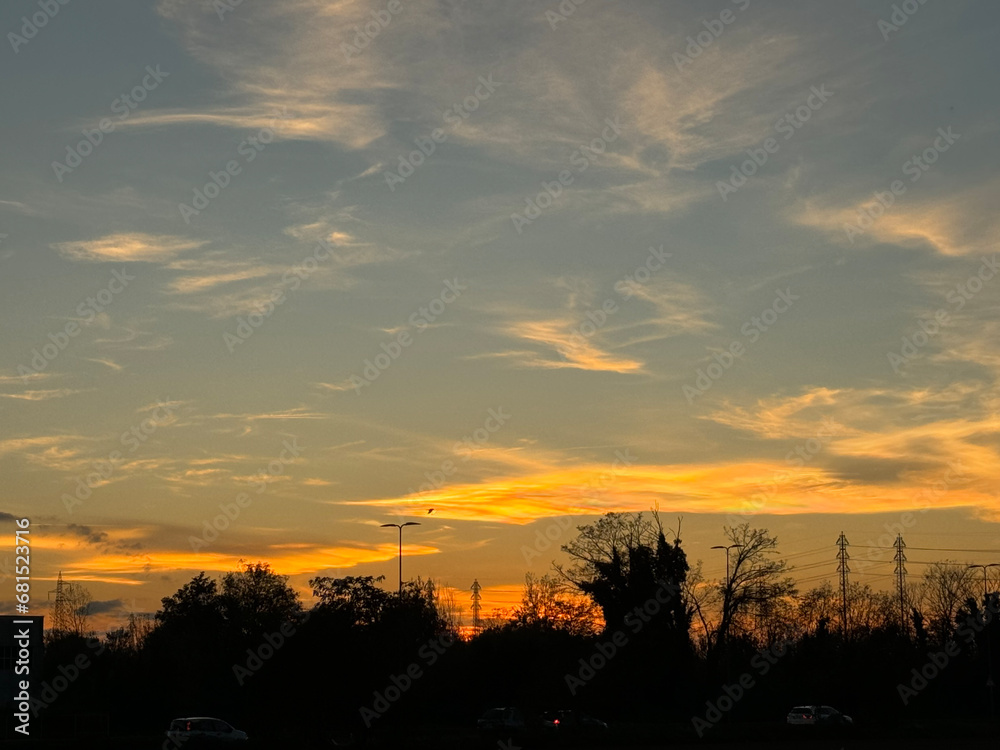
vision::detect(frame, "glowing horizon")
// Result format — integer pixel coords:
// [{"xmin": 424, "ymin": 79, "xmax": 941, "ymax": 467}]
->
[{"xmin": 2, "ymin": 1, "xmax": 1000, "ymax": 630}]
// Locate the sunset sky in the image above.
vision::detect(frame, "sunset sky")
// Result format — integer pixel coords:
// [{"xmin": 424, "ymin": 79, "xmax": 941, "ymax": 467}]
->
[{"xmin": 2, "ymin": 0, "xmax": 999, "ymax": 628}]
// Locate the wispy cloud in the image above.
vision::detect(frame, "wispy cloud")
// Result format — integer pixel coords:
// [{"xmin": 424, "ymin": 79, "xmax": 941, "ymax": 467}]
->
[
  {"xmin": 83, "ymin": 357, "xmax": 124, "ymax": 372},
  {"xmin": 0, "ymin": 388, "xmax": 89, "ymax": 402},
  {"xmin": 481, "ymin": 273, "xmax": 714, "ymax": 374},
  {"xmin": 52, "ymin": 233, "xmax": 206, "ymax": 263}
]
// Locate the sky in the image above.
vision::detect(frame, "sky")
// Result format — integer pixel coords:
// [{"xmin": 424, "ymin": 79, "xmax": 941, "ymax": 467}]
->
[{"xmin": 2, "ymin": 0, "xmax": 1000, "ymax": 629}]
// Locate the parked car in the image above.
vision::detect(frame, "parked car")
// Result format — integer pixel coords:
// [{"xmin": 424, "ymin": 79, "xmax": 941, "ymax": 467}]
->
[
  {"xmin": 785, "ymin": 705, "xmax": 853, "ymax": 726},
  {"xmin": 166, "ymin": 717, "xmax": 248, "ymax": 742},
  {"xmin": 540, "ymin": 710, "xmax": 608, "ymax": 733},
  {"xmin": 477, "ymin": 707, "xmax": 527, "ymax": 733}
]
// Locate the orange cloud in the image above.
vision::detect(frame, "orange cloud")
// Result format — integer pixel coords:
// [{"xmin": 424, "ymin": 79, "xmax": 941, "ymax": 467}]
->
[
  {"xmin": 351, "ymin": 455, "xmax": 998, "ymax": 523},
  {"xmin": 68, "ymin": 543, "xmax": 440, "ymax": 579}
]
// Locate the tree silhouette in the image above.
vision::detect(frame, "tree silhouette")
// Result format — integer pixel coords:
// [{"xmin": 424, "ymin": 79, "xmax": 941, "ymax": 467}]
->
[
  {"xmin": 220, "ymin": 560, "xmax": 302, "ymax": 636},
  {"xmin": 557, "ymin": 512, "xmax": 691, "ymax": 644},
  {"xmin": 310, "ymin": 574, "xmax": 394, "ymax": 626},
  {"xmin": 507, "ymin": 572, "xmax": 603, "ymax": 637},
  {"xmin": 715, "ymin": 523, "xmax": 795, "ymax": 650},
  {"xmin": 157, "ymin": 571, "xmax": 222, "ymax": 625},
  {"xmin": 921, "ymin": 561, "xmax": 978, "ymax": 642}
]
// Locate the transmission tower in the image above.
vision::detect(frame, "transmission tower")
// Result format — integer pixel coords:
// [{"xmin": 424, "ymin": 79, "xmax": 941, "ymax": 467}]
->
[
  {"xmin": 48, "ymin": 571, "xmax": 69, "ymax": 633},
  {"xmin": 836, "ymin": 532, "xmax": 850, "ymax": 638},
  {"xmin": 893, "ymin": 534, "xmax": 907, "ymax": 632},
  {"xmin": 470, "ymin": 579, "xmax": 482, "ymax": 633}
]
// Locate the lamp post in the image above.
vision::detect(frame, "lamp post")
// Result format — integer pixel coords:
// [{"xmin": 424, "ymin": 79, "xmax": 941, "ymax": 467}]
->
[
  {"xmin": 711, "ymin": 544, "xmax": 739, "ymax": 587},
  {"xmin": 711, "ymin": 543, "xmax": 740, "ymax": 678},
  {"xmin": 968, "ymin": 563, "xmax": 1000, "ymax": 601},
  {"xmin": 381, "ymin": 522, "xmax": 420, "ymax": 595}
]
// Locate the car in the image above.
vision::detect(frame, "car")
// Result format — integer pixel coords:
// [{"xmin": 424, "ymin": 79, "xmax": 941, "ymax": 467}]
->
[
  {"xmin": 166, "ymin": 717, "xmax": 249, "ymax": 743},
  {"xmin": 540, "ymin": 710, "xmax": 608, "ymax": 733},
  {"xmin": 477, "ymin": 707, "xmax": 527, "ymax": 733},
  {"xmin": 785, "ymin": 705, "xmax": 853, "ymax": 726}
]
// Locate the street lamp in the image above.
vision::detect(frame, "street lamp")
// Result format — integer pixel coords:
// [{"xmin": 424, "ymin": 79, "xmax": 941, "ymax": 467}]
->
[
  {"xmin": 711, "ymin": 543, "xmax": 740, "ymax": 675},
  {"xmin": 711, "ymin": 544, "xmax": 739, "ymax": 587},
  {"xmin": 968, "ymin": 563, "xmax": 1000, "ymax": 601},
  {"xmin": 381, "ymin": 522, "xmax": 420, "ymax": 595}
]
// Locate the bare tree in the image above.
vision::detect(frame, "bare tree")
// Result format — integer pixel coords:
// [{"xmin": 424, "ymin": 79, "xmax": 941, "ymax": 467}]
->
[
  {"xmin": 556, "ymin": 512, "xmax": 690, "ymax": 642},
  {"xmin": 683, "ymin": 561, "xmax": 718, "ymax": 653},
  {"xmin": 510, "ymin": 572, "xmax": 603, "ymax": 637},
  {"xmin": 716, "ymin": 524, "xmax": 796, "ymax": 648},
  {"xmin": 432, "ymin": 582, "xmax": 464, "ymax": 634},
  {"xmin": 757, "ymin": 590, "xmax": 801, "ymax": 645},
  {"xmin": 797, "ymin": 581, "xmax": 839, "ymax": 636},
  {"xmin": 557, "ymin": 512, "xmax": 661, "ymax": 586},
  {"xmin": 920, "ymin": 561, "xmax": 978, "ymax": 642},
  {"xmin": 846, "ymin": 582, "xmax": 896, "ymax": 634},
  {"xmin": 106, "ymin": 613, "xmax": 156, "ymax": 654},
  {"xmin": 64, "ymin": 583, "xmax": 93, "ymax": 637}
]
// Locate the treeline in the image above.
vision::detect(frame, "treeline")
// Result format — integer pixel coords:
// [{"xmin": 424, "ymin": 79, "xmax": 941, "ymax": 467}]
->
[{"xmin": 31, "ymin": 513, "xmax": 1000, "ymax": 742}]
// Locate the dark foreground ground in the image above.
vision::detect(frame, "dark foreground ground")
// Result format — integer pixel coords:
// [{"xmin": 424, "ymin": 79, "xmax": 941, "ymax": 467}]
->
[{"xmin": 1, "ymin": 722, "xmax": 998, "ymax": 750}]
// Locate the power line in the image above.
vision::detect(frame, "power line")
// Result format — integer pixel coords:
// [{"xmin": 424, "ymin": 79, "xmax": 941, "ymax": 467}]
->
[
  {"xmin": 852, "ymin": 560, "xmax": 893, "ymax": 567},
  {"xmin": 854, "ymin": 545, "xmax": 1000, "ymax": 554},
  {"xmin": 784, "ymin": 545, "xmax": 837, "ymax": 560},
  {"xmin": 905, "ymin": 531, "xmax": 1000, "ymax": 537},
  {"xmin": 795, "ymin": 574, "xmax": 835, "ymax": 585},
  {"xmin": 790, "ymin": 559, "xmax": 839, "ymax": 572}
]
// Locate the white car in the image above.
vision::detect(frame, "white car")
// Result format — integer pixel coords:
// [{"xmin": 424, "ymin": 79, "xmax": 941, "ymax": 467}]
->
[
  {"xmin": 167, "ymin": 717, "xmax": 249, "ymax": 742},
  {"xmin": 786, "ymin": 705, "xmax": 853, "ymax": 726}
]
